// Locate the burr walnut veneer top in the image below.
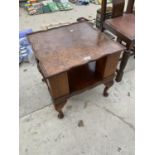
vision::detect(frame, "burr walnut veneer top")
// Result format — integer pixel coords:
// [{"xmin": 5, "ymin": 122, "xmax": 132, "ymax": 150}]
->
[{"xmin": 28, "ymin": 22, "xmax": 125, "ymax": 78}]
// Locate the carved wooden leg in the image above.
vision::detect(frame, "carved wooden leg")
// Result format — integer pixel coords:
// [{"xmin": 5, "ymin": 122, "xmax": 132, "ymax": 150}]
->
[
  {"xmin": 103, "ymin": 80, "xmax": 114, "ymax": 97},
  {"xmin": 116, "ymin": 50, "xmax": 130, "ymax": 82},
  {"xmin": 54, "ymin": 100, "xmax": 67, "ymax": 119}
]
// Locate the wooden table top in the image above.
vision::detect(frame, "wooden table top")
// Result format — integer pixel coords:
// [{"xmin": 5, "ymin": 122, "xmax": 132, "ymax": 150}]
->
[
  {"xmin": 104, "ymin": 14, "xmax": 135, "ymax": 41},
  {"xmin": 28, "ymin": 22, "xmax": 125, "ymax": 78}
]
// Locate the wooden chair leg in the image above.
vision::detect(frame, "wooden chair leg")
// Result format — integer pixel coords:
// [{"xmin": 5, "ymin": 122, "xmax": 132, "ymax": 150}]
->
[{"xmin": 116, "ymin": 50, "xmax": 130, "ymax": 82}]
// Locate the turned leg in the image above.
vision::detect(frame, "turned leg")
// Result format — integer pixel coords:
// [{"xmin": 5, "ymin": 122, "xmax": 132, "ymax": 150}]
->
[
  {"xmin": 103, "ymin": 80, "xmax": 114, "ymax": 97},
  {"xmin": 54, "ymin": 100, "xmax": 67, "ymax": 119},
  {"xmin": 116, "ymin": 50, "xmax": 130, "ymax": 82}
]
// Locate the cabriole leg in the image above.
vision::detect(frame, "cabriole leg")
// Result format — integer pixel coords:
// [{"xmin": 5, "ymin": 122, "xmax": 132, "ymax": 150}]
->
[
  {"xmin": 103, "ymin": 80, "xmax": 114, "ymax": 97},
  {"xmin": 54, "ymin": 100, "xmax": 67, "ymax": 119}
]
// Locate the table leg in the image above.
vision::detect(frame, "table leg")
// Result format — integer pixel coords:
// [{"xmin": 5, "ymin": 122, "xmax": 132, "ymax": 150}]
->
[
  {"xmin": 116, "ymin": 50, "xmax": 130, "ymax": 82},
  {"xmin": 54, "ymin": 99, "xmax": 67, "ymax": 119},
  {"xmin": 103, "ymin": 80, "xmax": 114, "ymax": 97}
]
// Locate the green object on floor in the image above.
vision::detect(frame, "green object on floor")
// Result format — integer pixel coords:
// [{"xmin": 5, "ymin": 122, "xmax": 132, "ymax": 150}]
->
[
  {"xmin": 42, "ymin": 5, "xmax": 51, "ymax": 13},
  {"xmin": 61, "ymin": 2, "xmax": 73, "ymax": 11},
  {"xmin": 56, "ymin": 2, "xmax": 64, "ymax": 11},
  {"xmin": 48, "ymin": 2, "xmax": 59, "ymax": 12},
  {"xmin": 56, "ymin": 2, "xmax": 73, "ymax": 11}
]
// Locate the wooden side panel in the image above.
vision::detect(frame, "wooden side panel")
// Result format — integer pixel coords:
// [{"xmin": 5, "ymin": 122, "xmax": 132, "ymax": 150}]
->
[
  {"xmin": 96, "ymin": 57, "xmax": 106, "ymax": 76},
  {"xmin": 96, "ymin": 52, "xmax": 121, "ymax": 78},
  {"xmin": 104, "ymin": 52, "xmax": 121, "ymax": 77},
  {"xmin": 47, "ymin": 72, "xmax": 70, "ymax": 99}
]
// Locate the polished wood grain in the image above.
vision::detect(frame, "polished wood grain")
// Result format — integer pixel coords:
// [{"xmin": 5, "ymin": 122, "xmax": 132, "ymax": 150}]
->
[
  {"xmin": 97, "ymin": 52, "xmax": 121, "ymax": 78},
  {"xmin": 28, "ymin": 22, "xmax": 124, "ymax": 78},
  {"xmin": 47, "ymin": 72, "xmax": 69, "ymax": 99}
]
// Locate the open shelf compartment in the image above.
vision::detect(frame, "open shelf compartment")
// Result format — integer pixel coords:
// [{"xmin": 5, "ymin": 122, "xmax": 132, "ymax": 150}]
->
[{"xmin": 68, "ymin": 61, "xmax": 103, "ymax": 93}]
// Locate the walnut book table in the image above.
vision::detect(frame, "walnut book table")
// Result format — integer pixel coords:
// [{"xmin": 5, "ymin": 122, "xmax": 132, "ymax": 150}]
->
[{"xmin": 28, "ymin": 22, "xmax": 125, "ymax": 119}]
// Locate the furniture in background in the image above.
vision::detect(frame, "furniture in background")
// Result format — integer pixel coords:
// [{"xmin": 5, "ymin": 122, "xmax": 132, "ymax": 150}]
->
[
  {"xmin": 96, "ymin": 6, "xmax": 112, "ymax": 29},
  {"xmin": 101, "ymin": 0, "xmax": 135, "ymax": 82},
  {"xmin": 28, "ymin": 21, "xmax": 125, "ymax": 119},
  {"xmin": 100, "ymin": 0, "xmax": 126, "ymax": 31},
  {"xmin": 126, "ymin": 0, "xmax": 135, "ymax": 13}
]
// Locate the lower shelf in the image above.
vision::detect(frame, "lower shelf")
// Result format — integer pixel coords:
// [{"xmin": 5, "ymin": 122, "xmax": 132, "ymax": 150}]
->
[{"xmin": 68, "ymin": 62, "xmax": 102, "ymax": 93}]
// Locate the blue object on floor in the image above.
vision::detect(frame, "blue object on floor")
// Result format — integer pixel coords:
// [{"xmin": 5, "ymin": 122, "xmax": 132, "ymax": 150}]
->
[
  {"xmin": 19, "ymin": 37, "xmax": 33, "ymax": 64},
  {"xmin": 19, "ymin": 29, "xmax": 33, "ymax": 38}
]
